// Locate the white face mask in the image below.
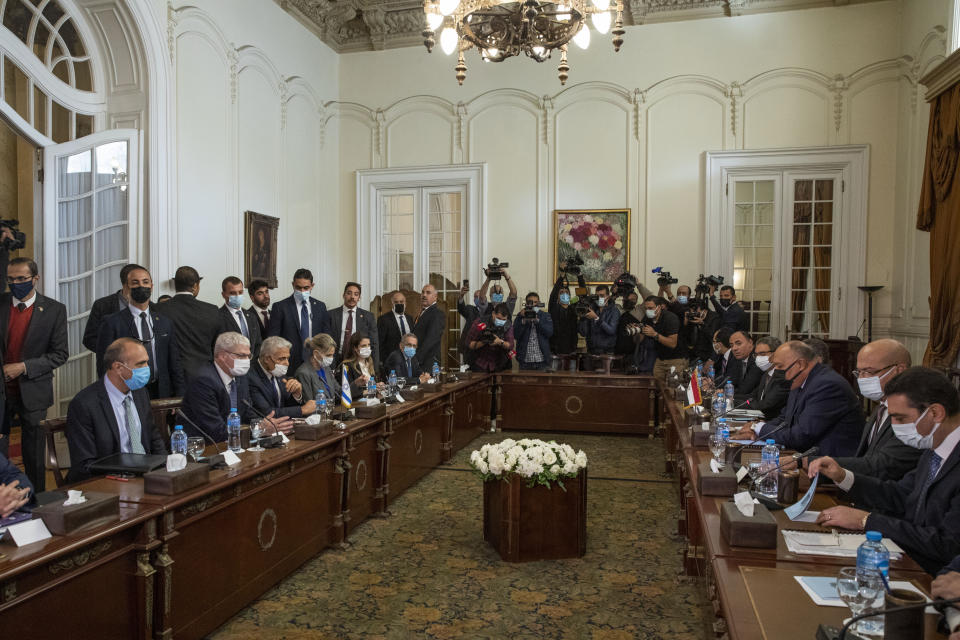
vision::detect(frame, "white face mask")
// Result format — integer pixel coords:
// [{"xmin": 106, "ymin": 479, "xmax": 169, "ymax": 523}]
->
[
  {"xmin": 645, "ymin": 309, "xmax": 657, "ymax": 319},
  {"xmin": 597, "ymin": 297, "xmax": 606, "ymax": 307},
  {"xmin": 892, "ymin": 406, "xmax": 941, "ymax": 449},
  {"xmin": 271, "ymin": 363, "xmax": 288, "ymax": 378},
  {"xmin": 230, "ymin": 358, "xmax": 250, "ymax": 377},
  {"xmin": 755, "ymin": 355, "xmax": 773, "ymax": 372},
  {"xmin": 358, "ymin": 347, "xmax": 372, "ymax": 359},
  {"xmin": 856, "ymin": 367, "xmax": 896, "ymax": 402}
]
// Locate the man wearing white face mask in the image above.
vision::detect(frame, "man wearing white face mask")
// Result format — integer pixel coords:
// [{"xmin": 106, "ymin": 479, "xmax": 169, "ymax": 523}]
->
[
  {"xmin": 810, "ymin": 367, "xmax": 960, "ymax": 574},
  {"xmin": 831, "ymin": 339, "xmax": 921, "ymax": 481},
  {"xmin": 248, "ymin": 336, "xmax": 316, "ymax": 419}
]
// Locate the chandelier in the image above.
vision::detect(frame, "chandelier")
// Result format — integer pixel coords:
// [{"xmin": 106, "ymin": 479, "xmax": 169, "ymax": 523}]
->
[{"xmin": 422, "ymin": 0, "xmax": 624, "ymax": 86}]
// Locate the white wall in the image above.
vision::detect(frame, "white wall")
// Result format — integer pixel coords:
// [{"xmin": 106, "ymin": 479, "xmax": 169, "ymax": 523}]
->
[{"xmin": 334, "ymin": 0, "xmax": 946, "ymax": 358}]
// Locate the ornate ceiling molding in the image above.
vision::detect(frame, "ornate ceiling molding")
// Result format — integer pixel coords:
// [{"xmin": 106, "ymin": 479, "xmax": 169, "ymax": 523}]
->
[{"xmin": 277, "ymin": 0, "xmax": 884, "ymax": 53}]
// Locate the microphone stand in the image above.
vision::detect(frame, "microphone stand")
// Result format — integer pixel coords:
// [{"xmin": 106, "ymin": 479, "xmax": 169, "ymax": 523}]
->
[
  {"xmin": 746, "ymin": 446, "xmax": 818, "ymax": 510},
  {"xmin": 175, "ymin": 409, "xmax": 227, "ymax": 468},
  {"xmin": 832, "ymin": 595, "xmax": 960, "ymax": 640},
  {"xmin": 241, "ymin": 400, "xmax": 285, "ymax": 448}
]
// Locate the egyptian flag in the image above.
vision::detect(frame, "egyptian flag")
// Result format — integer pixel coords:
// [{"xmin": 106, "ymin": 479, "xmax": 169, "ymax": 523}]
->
[
  {"xmin": 686, "ymin": 369, "xmax": 702, "ymax": 406},
  {"xmin": 341, "ymin": 367, "xmax": 352, "ymax": 409}
]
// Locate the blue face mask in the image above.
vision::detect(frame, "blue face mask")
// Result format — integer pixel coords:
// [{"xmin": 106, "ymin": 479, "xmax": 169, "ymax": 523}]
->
[
  {"xmin": 677, "ymin": 295, "xmax": 688, "ymax": 305},
  {"xmin": 123, "ymin": 364, "xmax": 151, "ymax": 391},
  {"xmin": 227, "ymin": 294, "xmax": 243, "ymax": 309},
  {"xmin": 491, "ymin": 293, "xmax": 504, "ymax": 303},
  {"xmin": 9, "ymin": 280, "xmax": 33, "ymax": 300},
  {"xmin": 494, "ymin": 317, "xmax": 507, "ymax": 327},
  {"xmin": 559, "ymin": 293, "xmax": 571, "ymax": 305},
  {"xmin": 403, "ymin": 346, "xmax": 417, "ymax": 358},
  {"xmin": 295, "ymin": 290, "xmax": 311, "ymax": 303}
]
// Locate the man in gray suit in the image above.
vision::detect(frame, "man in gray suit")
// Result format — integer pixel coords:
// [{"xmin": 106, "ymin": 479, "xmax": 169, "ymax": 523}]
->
[
  {"xmin": 0, "ymin": 258, "xmax": 68, "ymax": 491},
  {"xmin": 329, "ymin": 282, "xmax": 378, "ymax": 369},
  {"xmin": 155, "ymin": 266, "xmax": 221, "ymax": 379},
  {"xmin": 833, "ymin": 338, "xmax": 922, "ymax": 481}
]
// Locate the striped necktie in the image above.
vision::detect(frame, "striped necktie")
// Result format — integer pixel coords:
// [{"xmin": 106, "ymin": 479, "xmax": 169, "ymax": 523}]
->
[{"xmin": 914, "ymin": 452, "xmax": 942, "ymax": 522}]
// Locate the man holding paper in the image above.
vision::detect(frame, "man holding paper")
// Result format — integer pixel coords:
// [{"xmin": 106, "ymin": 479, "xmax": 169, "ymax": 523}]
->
[{"xmin": 809, "ymin": 367, "xmax": 960, "ymax": 574}]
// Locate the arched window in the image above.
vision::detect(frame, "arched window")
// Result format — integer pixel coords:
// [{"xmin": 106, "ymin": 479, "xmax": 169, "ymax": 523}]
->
[{"xmin": 1, "ymin": 0, "xmax": 93, "ymax": 91}]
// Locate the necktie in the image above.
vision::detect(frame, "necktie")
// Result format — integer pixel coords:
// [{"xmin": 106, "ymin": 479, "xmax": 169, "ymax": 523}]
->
[
  {"xmin": 272, "ymin": 377, "xmax": 281, "ymax": 406},
  {"xmin": 16, "ymin": 303, "xmax": 25, "ymax": 312},
  {"xmin": 262, "ymin": 309, "xmax": 270, "ymax": 327},
  {"xmin": 399, "ymin": 314, "xmax": 408, "ymax": 335},
  {"xmin": 139, "ymin": 312, "xmax": 156, "ymax": 380},
  {"xmin": 343, "ymin": 309, "xmax": 354, "ymax": 356},
  {"xmin": 229, "ymin": 379, "xmax": 238, "ymax": 410},
  {"xmin": 914, "ymin": 452, "xmax": 943, "ymax": 522},
  {"xmin": 405, "ymin": 357, "xmax": 412, "ymax": 378},
  {"xmin": 867, "ymin": 406, "xmax": 887, "ymax": 446},
  {"xmin": 124, "ymin": 395, "xmax": 145, "ymax": 454},
  {"xmin": 299, "ymin": 301, "xmax": 310, "ymax": 344},
  {"xmin": 235, "ymin": 309, "xmax": 249, "ymax": 338}
]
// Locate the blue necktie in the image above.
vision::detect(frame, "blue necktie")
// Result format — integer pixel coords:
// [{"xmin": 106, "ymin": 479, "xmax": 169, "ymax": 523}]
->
[
  {"xmin": 914, "ymin": 451, "xmax": 942, "ymax": 521},
  {"xmin": 299, "ymin": 301, "xmax": 310, "ymax": 344},
  {"xmin": 235, "ymin": 309, "xmax": 249, "ymax": 338},
  {"xmin": 229, "ymin": 379, "xmax": 238, "ymax": 410},
  {"xmin": 405, "ymin": 357, "xmax": 412, "ymax": 378}
]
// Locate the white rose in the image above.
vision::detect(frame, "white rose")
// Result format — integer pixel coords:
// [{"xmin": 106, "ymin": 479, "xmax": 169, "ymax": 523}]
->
[
  {"xmin": 501, "ymin": 439, "xmax": 516, "ymax": 449},
  {"xmin": 562, "ymin": 444, "xmax": 575, "ymax": 458},
  {"xmin": 562, "ymin": 461, "xmax": 578, "ymax": 475},
  {"xmin": 488, "ymin": 457, "xmax": 504, "ymax": 475},
  {"xmin": 543, "ymin": 449, "xmax": 557, "ymax": 465},
  {"xmin": 470, "ymin": 451, "xmax": 481, "ymax": 465},
  {"xmin": 575, "ymin": 451, "xmax": 588, "ymax": 468},
  {"xmin": 478, "ymin": 460, "xmax": 489, "ymax": 474},
  {"xmin": 550, "ymin": 464, "xmax": 561, "ymax": 475}
]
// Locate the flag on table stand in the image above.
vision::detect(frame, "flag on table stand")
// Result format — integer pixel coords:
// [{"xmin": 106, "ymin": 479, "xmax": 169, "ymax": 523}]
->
[
  {"xmin": 341, "ymin": 367, "xmax": 352, "ymax": 409},
  {"xmin": 686, "ymin": 370, "xmax": 702, "ymax": 408}
]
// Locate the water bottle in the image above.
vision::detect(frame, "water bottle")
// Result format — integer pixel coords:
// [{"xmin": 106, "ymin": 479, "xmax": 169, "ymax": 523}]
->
[
  {"xmin": 707, "ymin": 364, "xmax": 715, "ymax": 380},
  {"xmin": 758, "ymin": 439, "xmax": 779, "ymax": 499},
  {"xmin": 717, "ymin": 417, "xmax": 729, "ymax": 441},
  {"xmin": 366, "ymin": 376, "xmax": 377, "ymax": 399},
  {"xmin": 227, "ymin": 408, "xmax": 242, "ymax": 452},
  {"xmin": 316, "ymin": 390, "xmax": 328, "ymax": 419},
  {"xmin": 388, "ymin": 369, "xmax": 397, "ymax": 393},
  {"xmin": 724, "ymin": 379, "xmax": 735, "ymax": 411},
  {"xmin": 432, "ymin": 362, "xmax": 440, "ymax": 379},
  {"xmin": 170, "ymin": 424, "xmax": 187, "ymax": 456},
  {"xmin": 714, "ymin": 390, "xmax": 725, "ymax": 417},
  {"xmin": 856, "ymin": 531, "xmax": 890, "ymax": 635}
]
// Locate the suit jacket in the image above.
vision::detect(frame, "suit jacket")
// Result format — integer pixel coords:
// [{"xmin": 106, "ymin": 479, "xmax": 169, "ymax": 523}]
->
[
  {"xmin": 267, "ymin": 294, "xmax": 331, "ymax": 372},
  {"xmin": 96, "ymin": 306, "xmax": 185, "ymax": 399},
  {"xmin": 759, "ymin": 363, "xmax": 864, "ymax": 457},
  {"xmin": 249, "ymin": 305, "xmax": 270, "ymax": 336},
  {"xmin": 155, "ymin": 293, "xmax": 221, "ymax": 378},
  {"xmin": 218, "ymin": 305, "xmax": 262, "ymax": 359},
  {"xmin": 384, "ymin": 349, "xmax": 425, "ymax": 380},
  {"xmin": 833, "ymin": 404, "xmax": 923, "ymax": 481},
  {"xmin": 741, "ymin": 369, "xmax": 791, "ymax": 419},
  {"xmin": 65, "ymin": 378, "xmax": 167, "ymax": 482},
  {"xmin": 248, "ymin": 361, "xmax": 304, "ymax": 419},
  {"xmin": 0, "ymin": 293, "xmax": 69, "ymax": 412},
  {"xmin": 180, "ymin": 363, "xmax": 253, "ymax": 443},
  {"xmin": 847, "ymin": 444, "xmax": 960, "ymax": 574},
  {"xmin": 330, "ymin": 305, "xmax": 378, "ymax": 366},
  {"xmin": 513, "ymin": 310, "xmax": 554, "ymax": 365},
  {"xmin": 413, "ymin": 304, "xmax": 446, "ymax": 370},
  {"xmin": 378, "ymin": 311, "xmax": 415, "ymax": 371},
  {"xmin": 0, "ymin": 451, "xmax": 32, "ymax": 498},
  {"xmin": 293, "ymin": 361, "xmax": 340, "ymax": 406},
  {"xmin": 82, "ymin": 291, "xmax": 126, "ymax": 352},
  {"xmin": 729, "ymin": 354, "xmax": 763, "ymax": 398},
  {"xmin": 709, "ymin": 297, "xmax": 750, "ymax": 332},
  {"xmin": 942, "ymin": 555, "xmax": 960, "ymax": 575}
]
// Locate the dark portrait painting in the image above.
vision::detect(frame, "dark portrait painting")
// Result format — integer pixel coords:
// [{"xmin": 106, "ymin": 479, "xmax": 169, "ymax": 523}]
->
[{"xmin": 244, "ymin": 211, "xmax": 279, "ymax": 288}]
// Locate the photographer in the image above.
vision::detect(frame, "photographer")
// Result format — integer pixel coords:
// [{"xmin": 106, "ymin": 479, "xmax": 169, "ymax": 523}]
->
[
  {"xmin": 637, "ymin": 296, "xmax": 685, "ymax": 383},
  {"xmin": 466, "ymin": 303, "xmax": 515, "ymax": 372},
  {"xmin": 513, "ymin": 292, "xmax": 553, "ymax": 370},
  {"xmin": 662, "ymin": 283, "xmax": 691, "ymax": 317},
  {"xmin": 680, "ymin": 298, "xmax": 720, "ymax": 363},
  {"xmin": 710, "ymin": 284, "xmax": 749, "ymax": 332},
  {"xmin": 478, "ymin": 260, "xmax": 517, "ymax": 318},
  {"xmin": 616, "ymin": 291, "xmax": 656, "ymax": 373},
  {"xmin": 578, "ymin": 285, "xmax": 620, "ymax": 354},
  {"xmin": 548, "ymin": 273, "xmax": 579, "ymax": 355}
]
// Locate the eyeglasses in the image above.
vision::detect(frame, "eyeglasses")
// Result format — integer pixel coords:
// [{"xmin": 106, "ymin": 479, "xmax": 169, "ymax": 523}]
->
[
  {"xmin": 228, "ymin": 351, "xmax": 252, "ymax": 359},
  {"xmin": 852, "ymin": 364, "xmax": 895, "ymax": 378},
  {"xmin": 7, "ymin": 276, "xmax": 32, "ymax": 284}
]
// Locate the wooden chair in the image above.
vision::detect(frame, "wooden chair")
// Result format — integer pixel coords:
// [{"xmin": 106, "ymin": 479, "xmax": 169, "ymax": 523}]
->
[
  {"xmin": 150, "ymin": 397, "xmax": 183, "ymax": 441},
  {"xmin": 371, "ymin": 289, "xmax": 450, "ymax": 368},
  {"xmin": 41, "ymin": 416, "xmax": 68, "ymax": 488}
]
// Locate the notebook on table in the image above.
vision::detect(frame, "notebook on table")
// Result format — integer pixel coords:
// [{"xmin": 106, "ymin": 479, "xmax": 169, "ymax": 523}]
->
[{"xmin": 89, "ymin": 452, "xmax": 167, "ymax": 475}]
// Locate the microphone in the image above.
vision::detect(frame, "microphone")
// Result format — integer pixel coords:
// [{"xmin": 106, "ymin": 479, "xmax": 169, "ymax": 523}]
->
[
  {"xmin": 175, "ymin": 409, "xmax": 226, "ymax": 468},
  {"xmin": 828, "ymin": 596, "xmax": 960, "ymax": 640},
  {"xmin": 241, "ymin": 400, "xmax": 285, "ymax": 448},
  {"xmin": 725, "ymin": 419, "xmax": 792, "ymax": 465}
]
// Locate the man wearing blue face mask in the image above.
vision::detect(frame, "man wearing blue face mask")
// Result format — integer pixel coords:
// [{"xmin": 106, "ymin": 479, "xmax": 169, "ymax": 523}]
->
[
  {"xmin": 513, "ymin": 292, "xmax": 553, "ymax": 370},
  {"xmin": 383, "ymin": 333, "xmax": 431, "ymax": 384},
  {"xmin": 810, "ymin": 367, "xmax": 960, "ymax": 575},
  {"xmin": 267, "ymin": 268, "xmax": 331, "ymax": 372},
  {"xmin": 65, "ymin": 338, "xmax": 169, "ymax": 482},
  {"xmin": 578, "ymin": 284, "xmax": 620, "ymax": 355},
  {"xmin": 218, "ymin": 276, "xmax": 262, "ymax": 360},
  {"xmin": 477, "ymin": 266, "xmax": 517, "ymax": 319}
]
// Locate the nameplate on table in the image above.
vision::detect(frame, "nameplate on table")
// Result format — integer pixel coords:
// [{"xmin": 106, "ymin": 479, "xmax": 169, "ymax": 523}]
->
[
  {"xmin": 6, "ymin": 517, "xmax": 52, "ymax": 547},
  {"xmin": 222, "ymin": 449, "xmax": 242, "ymax": 466}
]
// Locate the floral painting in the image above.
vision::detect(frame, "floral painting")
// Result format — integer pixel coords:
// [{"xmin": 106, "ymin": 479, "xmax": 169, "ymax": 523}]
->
[{"xmin": 554, "ymin": 209, "xmax": 630, "ymax": 284}]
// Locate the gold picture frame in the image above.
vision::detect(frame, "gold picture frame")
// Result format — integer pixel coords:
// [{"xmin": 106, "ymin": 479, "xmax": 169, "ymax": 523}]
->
[
  {"xmin": 244, "ymin": 211, "xmax": 279, "ymax": 288},
  {"xmin": 553, "ymin": 209, "xmax": 631, "ymax": 285}
]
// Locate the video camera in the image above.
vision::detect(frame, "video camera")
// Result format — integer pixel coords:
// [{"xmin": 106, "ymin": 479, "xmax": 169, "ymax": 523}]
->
[
  {"xmin": 651, "ymin": 266, "xmax": 677, "ymax": 287},
  {"xmin": 0, "ymin": 219, "xmax": 26, "ymax": 251},
  {"xmin": 521, "ymin": 300, "xmax": 545, "ymax": 320},
  {"xmin": 574, "ymin": 294, "xmax": 600, "ymax": 318},
  {"xmin": 475, "ymin": 321, "xmax": 507, "ymax": 345},
  {"xmin": 485, "ymin": 257, "xmax": 509, "ymax": 281},
  {"xmin": 559, "ymin": 254, "xmax": 584, "ymax": 276},
  {"xmin": 611, "ymin": 272, "xmax": 638, "ymax": 300},
  {"xmin": 694, "ymin": 273, "xmax": 724, "ymax": 297}
]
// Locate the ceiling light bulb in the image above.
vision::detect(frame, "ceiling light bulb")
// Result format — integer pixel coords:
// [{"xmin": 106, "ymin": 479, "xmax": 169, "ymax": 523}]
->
[
  {"xmin": 591, "ymin": 11, "xmax": 610, "ymax": 34},
  {"xmin": 558, "ymin": 3, "xmax": 570, "ymax": 20},
  {"xmin": 440, "ymin": 27, "xmax": 458, "ymax": 55},
  {"xmin": 573, "ymin": 22, "xmax": 590, "ymax": 49},
  {"xmin": 532, "ymin": 45, "xmax": 546, "ymax": 57},
  {"xmin": 488, "ymin": 47, "xmax": 499, "ymax": 57},
  {"xmin": 426, "ymin": 12, "xmax": 443, "ymax": 30},
  {"xmin": 592, "ymin": 0, "xmax": 610, "ymax": 10},
  {"xmin": 438, "ymin": 0, "xmax": 460, "ymax": 15}
]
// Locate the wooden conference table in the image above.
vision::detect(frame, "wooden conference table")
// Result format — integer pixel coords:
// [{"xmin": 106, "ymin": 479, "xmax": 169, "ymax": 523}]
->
[{"xmin": 661, "ymin": 391, "xmax": 945, "ymax": 639}]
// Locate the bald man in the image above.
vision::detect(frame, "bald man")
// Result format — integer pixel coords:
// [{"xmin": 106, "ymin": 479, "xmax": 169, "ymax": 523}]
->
[
  {"xmin": 831, "ymin": 339, "xmax": 922, "ymax": 480},
  {"xmin": 413, "ymin": 284, "xmax": 446, "ymax": 370}
]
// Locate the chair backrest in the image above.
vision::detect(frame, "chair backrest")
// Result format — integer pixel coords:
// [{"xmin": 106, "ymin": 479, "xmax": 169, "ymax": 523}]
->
[
  {"xmin": 41, "ymin": 417, "xmax": 68, "ymax": 488},
  {"xmin": 150, "ymin": 397, "xmax": 183, "ymax": 441}
]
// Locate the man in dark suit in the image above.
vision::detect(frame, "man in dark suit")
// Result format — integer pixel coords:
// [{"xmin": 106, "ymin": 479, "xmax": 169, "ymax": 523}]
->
[
  {"xmin": 726, "ymin": 330, "xmax": 763, "ymax": 397},
  {"xmin": 329, "ymin": 281, "xmax": 378, "ymax": 367},
  {"xmin": 66, "ymin": 338, "xmax": 168, "ymax": 482},
  {"xmin": 384, "ymin": 333, "xmax": 431, "ymax": 384},
  {"xmin": 811, "ymin": 367, "xmax": 960, "ymax": 574},
  {"xmin": 739, "ymin": 336, "xmax": 791, "ymax": 419},
  {"xmin": 709, "ymin": 284, "xmax": 749, "ymax": 332},
  {"xmin": 379, "ymin": 290, "xmax": 415, "ymax": 372},
  {"xmin": 248, "ymin": 278, "xmax": 272, "ymax": 335},
  {"xmin": 710, "ymin": 327, "xmax": 734, "ymax": 384},
  {"xmin": 82, "ymin": 263, "xmax": 140, "ymax": 352},
  {"xmin": 95, "ymin": 266, "xmax": 185, "ymax": 400},
  {"xmin": 731, "ymin": 340, "xmax": 863, "ymax": 457},
  {"xmin": 218, "ymin": 276, "xmax": 262, "ymax": 359},
  {"xmin": 0, "ymin": 258, "xmax": 69, "ymax": 491},
  {"xmin": 155, "ymin": 266, "xmax": 221, "ymax": 379},
  {"xmin": 414, "ymin": 283, "xmax": 446, "ymax": 370},
  {"xmin": 0, "ymin": 451, "xmax": 32, "ymax": 517},
  {"xmin": 248, "ymin": 336, "xmax": 315, "ymax": 419},
  {"xmin": 267, "ymin": 268, "xmax": 331, "ymax": 372},
  {"xmin": 832, "ymin": 339, "xmax": 921, "ymax": 481}
]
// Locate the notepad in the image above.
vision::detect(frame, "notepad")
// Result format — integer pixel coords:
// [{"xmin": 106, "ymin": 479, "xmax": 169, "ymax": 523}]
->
[{"xmin": 782, "ymin": 530, "xmax": 904, "ymax": 558}]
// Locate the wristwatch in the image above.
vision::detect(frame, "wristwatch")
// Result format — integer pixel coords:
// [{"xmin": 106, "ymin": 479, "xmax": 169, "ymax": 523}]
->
[{"xmin": 860, "ymin": 513, "xmax": 870, "ymax": 530}]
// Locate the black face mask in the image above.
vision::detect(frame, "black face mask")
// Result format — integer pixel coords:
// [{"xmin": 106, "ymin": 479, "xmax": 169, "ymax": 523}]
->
[
  {"xmin": 394, "ymin": 303, "xmax": 404, "ymax": 315},
  {"xmin": 130, "ymin": 286, "xmax": 152, "ymax": 304},
  {"xmin": 623, "ymin": 300, "xmax": 636, "ymax": 311},
  {"xmin": 719, "ymin": 299, "xmax": 732, "ymax": 309}
]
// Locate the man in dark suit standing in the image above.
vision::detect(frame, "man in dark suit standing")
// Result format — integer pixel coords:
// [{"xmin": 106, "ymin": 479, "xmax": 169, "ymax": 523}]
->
[
  {"xmin": 329, "ymin": 282, "xmax": 378, "ymax": 367},
  {"xmin": 218, "ymin": 276, "xmax": 262, "ymax": 359},
  {"xmin": 95, "ymin": 266, "xmax": 184, "ymax": 400},
  {"xmin": 383, "ymin": 333, "xmax": 431, "ymax": 384},
  {"xmin": 155, "ymin": 266, "xmax": 221, "ymax": 379},
  {"xmin": 0, "ymin": 258, "xmax": 68, "ymax": 491},
  {"xmin": 811, "ymin": 367, "xmax": 960, "ymax": 575},
  {"xmin": 379, "ymin": 290, "xmax": 415, "ymax": 373},
  {"xmin": 414, "ymin": 283, "xmax": 445, "ymax": 370},
  {"xmin": 731, "ymin": 340, "xmax": 863, "ymax": 457},
  {"xmin": 66, "ymin": 338, "xmax": 168, "ymax": 482},
  {"xmin": 82, "ymin": 263, "xmax": 139, "ymax": 352},
  {"xmin": 832, "ymin": 339, "xmax": 921, "ymax": 481},
  {"xmin": 267, "ymin": 268, "xmax": 330, "ymax": 372},
  {"xmin": 248, "ymin": 278, "xmax": 272, "ymax": 335},
  {"xmin": 739, "ymin": 336, "xmax": 791, "ymax": 419},
  {"xmin": 248, "ymin": 336, "xmax": 315, "ymax": 418}
]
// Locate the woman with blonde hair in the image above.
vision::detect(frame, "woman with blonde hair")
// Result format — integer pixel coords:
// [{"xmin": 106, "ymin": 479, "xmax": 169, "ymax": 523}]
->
[{"xmin": 294, "ymin": 333, "xmax": 341, "ymax": 404}]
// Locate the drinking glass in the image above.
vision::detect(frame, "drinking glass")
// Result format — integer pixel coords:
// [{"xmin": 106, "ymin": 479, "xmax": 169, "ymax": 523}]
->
[
  {"xmin": 248, "ymin": 419, "xmax": 265, "ymax": 452},
  {"xmin": 836, "ymin": 567, "xmax": 883, "ymax": 634},
  {"xmin": 396, "ymin": 377, "xmax": 407, "ymax": 392},
  {"xmin": 709, "ymin": 433, "xmax": 726, "ymax": 468},
  {"xmin": 186, "ymin": 437, "xmax": 205, "ymax": 462},
  {"xmin": 747, "ymin": 461, "xmax": 762, "ymax": 491}
]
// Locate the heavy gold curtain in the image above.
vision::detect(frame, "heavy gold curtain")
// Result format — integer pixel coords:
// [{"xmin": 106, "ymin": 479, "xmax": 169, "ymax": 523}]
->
[{"xmin": 918, "ymin": 84, "xmax": 960, "ymax": 368}]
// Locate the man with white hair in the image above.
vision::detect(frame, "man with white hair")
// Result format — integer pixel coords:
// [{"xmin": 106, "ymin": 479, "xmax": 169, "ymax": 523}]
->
[
  {"xmin": 181, "ymin": 332, "xmax": 289, "ymax": 442},
  {"xmin": 248, "ymin": 336, "xmax": 317, "ymax": 418}
]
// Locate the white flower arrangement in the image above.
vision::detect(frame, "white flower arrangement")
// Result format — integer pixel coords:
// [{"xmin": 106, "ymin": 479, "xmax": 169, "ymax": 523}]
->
[{"xmin": 469, "ymin": 438, "xmax": 588, "ymax": 490}]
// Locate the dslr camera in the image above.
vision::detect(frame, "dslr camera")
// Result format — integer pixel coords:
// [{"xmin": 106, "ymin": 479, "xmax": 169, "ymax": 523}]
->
[
  {"xmin": 521, "ymin": 300, "xmax": 545, "ymax": 321},
  {"xmin": 485, "ymin": 257, "xmax": 509, "ymax": 281},
  {"xmin": 475, "ymin": 321, "xmax": 507, "ymax": 345},
  {"xmin": 651, "ymin": 266, "xmax": 678, "ymax": 287},
  {"xmin": 695, "ymin": 273, "xmax": 724, "ymax": 297},
  {"xmin": 611, "ymin": 272, "xmax": 638, "ymax": 299},
  {"xmin": 0, "ymin": 220, "xmax": 26, "ymax": 251}
]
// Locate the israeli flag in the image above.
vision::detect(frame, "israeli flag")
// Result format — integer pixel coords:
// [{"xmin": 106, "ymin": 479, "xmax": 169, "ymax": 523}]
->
[{"xmin": 341, "ymin": 367, "xmax": 352, "ymax": 409}]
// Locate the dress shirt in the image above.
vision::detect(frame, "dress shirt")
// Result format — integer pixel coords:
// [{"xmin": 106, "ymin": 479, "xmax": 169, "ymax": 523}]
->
[
  {"xmin": 255, "ymin": 305, "xmax": 270, "ymax": 327},
  {"xmin": 104, "ymin": 375, "xmax": 135, "ymax": 453},
  {"xmin": 229, "ymin": 307, "xmax": 248, "ymax": 334},
  {"xmin": 258, "ymin": 361, "xmax": 282, "ymax": 404},
  {"xmin": 341, "ymin": 306, "xmax": 357, "ymax": 346},
  {"xmin": 297, "ymin": 297, "xmax": 312, "ymax": 331},
  {"xmin": 215, "ymin": 362, "xmax": 234, "ymax": 395},
  {"xmin": 11, "ymin": 293, "xmax": 36, "ymax": 309},
  {"xmin": 838, "ymin": 424, "xmax": 960, "ymax": 490},
  {"xmin": 394, "ymin": 312, "xmax": 409, "ymax": 336},
  {"xmin": 128, "ymin": 303, "xmax": 157, "ymax": 364}
]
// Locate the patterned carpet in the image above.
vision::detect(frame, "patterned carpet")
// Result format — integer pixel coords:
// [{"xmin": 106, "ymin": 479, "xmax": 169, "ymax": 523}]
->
[{"xmin": 211, "ymin": 431, "xmax": 711, "ymax": 640}]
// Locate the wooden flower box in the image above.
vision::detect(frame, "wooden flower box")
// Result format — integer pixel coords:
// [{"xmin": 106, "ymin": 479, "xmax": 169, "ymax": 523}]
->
[{"xmin": 482, "ymin": 469, "xmax": 587, "ymax": 562}]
